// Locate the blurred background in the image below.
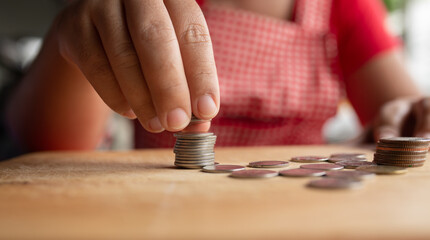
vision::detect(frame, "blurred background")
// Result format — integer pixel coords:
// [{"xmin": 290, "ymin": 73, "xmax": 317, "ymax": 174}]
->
[{"xmin": 0, "ymin": 0, "xmax": 429, "ymax": 155}]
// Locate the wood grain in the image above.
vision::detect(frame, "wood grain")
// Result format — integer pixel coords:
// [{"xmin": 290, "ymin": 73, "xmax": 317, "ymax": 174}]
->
[{"xmin": 0, "ymin": 145, "xmax": 429, "ymax": 240}]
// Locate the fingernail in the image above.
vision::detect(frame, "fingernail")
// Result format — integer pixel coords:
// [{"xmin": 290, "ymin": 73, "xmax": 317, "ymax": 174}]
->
[
  {"xmin": 148, "ymin": 116, "xmax": 164, "ymax": 133},
  {"xmin": 197, "ymin": 95, "xmax": 217, "ymax": 118},
  {"xmin": 167, "ymin": 108, "xmax": 189, "ymax": 131},
  {"xmin": 122, "ymin": 109, "xmax": 137, "ymax": 119}
]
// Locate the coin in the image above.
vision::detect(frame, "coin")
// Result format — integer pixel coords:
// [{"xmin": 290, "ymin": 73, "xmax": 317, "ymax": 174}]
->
[
  {"xmin": 307, "ymin": 178, "xmax": 362, "ymax": 190},
  {"xmin": 175, "ymin": 159, "xmax": 215, "ymax": 164},
  {"xmin": 374, "ymin": 162, "xmax": 424, "ymax": 168},
  {"xmin": 379, "ymin": 137, "xmax": 430, "ymax": 146},
  {"xmin": 373, "ymin": 158, "xmax": 426, "ymax": 164},
  {"xmin": 325, "ymin": 170, "xmax": 375, "ymax": 180},
  {"xmin": 356, "ymin": 165, "xmax": 407, "ymax": 175},
  {"xmin": 279, "ymin": 168, "xmax": 326, "ymax": 177},
  {"xmin": 300, "ymin": 163, "xmax": 344, "ymax": 170},
  {"xmin": 328, "ymin": 156, "xmax": 367, "ymax": 163},
  {"xmin": 175, "ymin": 163, "xmax": 214, "ymax": 169},
  {"xmin": 290, "ymin": 156, "xmax": 329, "ymax": 163},
  {"xmin": 335, "ymin": 160, "xmax": 377, "ymax": 169},
  {"xmin": 248, "ymin": 160, "xmax": 289, "ymax": 168},
  {"xmin": 374, "ymin": 153, "xmax": 427, "ymax": 160},
  {"xmin": 174, "ymin": 132, "xmax": 215, "ymax": 139},
  {"xmin": 330, "ymin": 153, "xmax": 366, "ymax": 159},
  {"xmin": 229, "ymin": 170, "xmax": 278, "ymax": 179},
  {"xmin": 376, "ymin": 146, "xmax": 429, "ymax": 153},
  {"xmin": 202, "ymin": 165, "xmax": 245, "ymax": 173}
]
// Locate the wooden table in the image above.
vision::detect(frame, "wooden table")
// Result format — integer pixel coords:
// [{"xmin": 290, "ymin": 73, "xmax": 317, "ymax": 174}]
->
[{"xmin": 1, "ymin": 145, "xmax": 430, "ymax": 240}]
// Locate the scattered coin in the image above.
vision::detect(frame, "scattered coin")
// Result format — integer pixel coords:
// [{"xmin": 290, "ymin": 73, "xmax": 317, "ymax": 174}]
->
[
  {"xmin": 202, "ymin": 164, "xmax": 245, "ymax": 173},
  {"xmin": 325, "ymin": 170, "xmax": 375, "ymax": 180},
  {"xmin": 328, "ymin": 156, "xmax": 367, "ymax": 163},
  {"xmin": 307, "ymin": 178, "xmax": 362, "ymax": 190},
  {"xmin": 356, "ymin": 165, "xmax": 408, "ymax": 175},
  {"xmin": 330, "ymin": 153, "xmax": 366, "ymax": 159},
  {"xmin": 290, "ymin": 156, "xmax": 329, "ymax": 163},
  {"xmin": 279, "ymin": 168, "xmax": 326, "ymax": 177},
  {"xmin": 248, "ymin": 160, "xmax": 289, "ymax": 168},
  {"xmin": 335, "ymin": 160, "xmax": 377, "ymax": 169},
  {"xmin": 300, "ymin": 163, "xmax": 344, "ymax": 171},
  {"xmin": 229, "ymin": 170, "xmax": 278, "ymax": 179}
]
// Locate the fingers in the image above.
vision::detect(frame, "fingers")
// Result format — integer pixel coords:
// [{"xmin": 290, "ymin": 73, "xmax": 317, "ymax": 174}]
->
[
  {"xmin": 58, "ymin": 4, "xmax": 136, "ymax": 119},
  {"xmin": 124, "ymin": 0, "xmax": 191, "ymax": 131},
  {"xmin": 91, "ymin": 0, "xmax": 163, "ymax": 132},
  {"xmin": 373, "ymin": 99, "xmax": 412, "ymax": 141},
  {"xmin": 164, "ymin": 0, "xmax": 220, "ymax": 120},
  {"xmin": 413, "ymin": 98, "xmax": 430, "ymax": 138}
]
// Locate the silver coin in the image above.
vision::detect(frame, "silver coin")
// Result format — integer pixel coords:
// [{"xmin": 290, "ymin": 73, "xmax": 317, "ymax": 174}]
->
[
  {"xmin": 325, "ymin": 170, "xmax": 375, "ymax": 180},
  {"xmin": 175, "ymin": 161, "xmax": 214, "ymax": 167},
  {"xmin": 328, "ymin": 156, "xmax": 367, "ymax": 163},
  {"xmin": 279, "ymin": 168, "xmax": 326, "ymax": 177},
  {"xmin": 229, "ymin": 170, "xmax": 278, "ymax": 179},
  {"xmin": 248, "ymin": 160, "xmax": 289, "ymax": 168},
  {"xmin": 330, "ymin": 153, "xmax": 366, "ymax": 159},
  {"xmin": 190, "ymin": 115, "xmax": 210, "ymax": 123},
  {"xmin": 307, "ymin": 178, "xmax": 362, "ymax": 190},
  {"xmin": 174, "ymin": 133, "xmax": 215, "ymax": 139},
  {"xmin": 175, "ymin": 152, "xmax": 215, "ymax": 157},
  {"xmin": 379, "ymin": 137, "xmax": 430, "ymax": 144},
  {"xmin": 202, "ymin": 165, "xmax": 245, "ymax": 173},
  {"xmin": 175, "ymin": 159, "xmax": 215, "ymax": 164},
  {"xmin": 175, "ymin": 157, "xmax": 215, "ymax": 162},
  {"xmin": 300, "ymin": 163, "xmax": 344, "ymax": 171},
  {"xmin": 175, "ymin": 140, "xmax": 216, "ymax": 145},
  {"xmin": 290, "ymin": 156, "xmax": 329, "ymax": 163},
  {"xmin": 356, "ymin": 165, "xmax": 408, "ymax": 175},
  {"xmin": 174, "ymin": 145, "xmax": 215, "ymax": 150},
  {"xmin": 335, "ymin": 160, "xmax": 377, "ymax": 169}
]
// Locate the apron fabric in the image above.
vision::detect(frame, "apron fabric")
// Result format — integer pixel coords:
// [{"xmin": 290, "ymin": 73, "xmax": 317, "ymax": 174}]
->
[{"xmin": 135, "ymin": 0, "xmax": 342, "ymax": 148}]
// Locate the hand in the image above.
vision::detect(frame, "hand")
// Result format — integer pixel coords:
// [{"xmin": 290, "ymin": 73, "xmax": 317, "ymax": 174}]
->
[
  {"xmin": 55, "ymin": 0, "xmax": 219, "ymax": 133},
  {"xmin": 373, "ymin": 96, "xmax": 430, "ymax": 141}
]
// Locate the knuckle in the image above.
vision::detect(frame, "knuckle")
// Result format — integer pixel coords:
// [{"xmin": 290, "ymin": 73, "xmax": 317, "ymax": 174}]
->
[
  {"xmin": 180, "ymin": 23, "xmax": 211, "ymax": 45},
  {"xmin": 191, "ymin": 69, "xmax": 215, "ymax": 84},
  {"xmin": 138, "ymin": 21, "xmax": 176, "ymax": 45},
  {"xmin": 159, "ymin": 80, "xmax": 184, "ymax": 94},
  {"xmin": 89, "ymin": 60, "xmax": 113, "ymax": 79},
  {"xmin": 111, "ymin": 42, "xmax": 140, "ymax": 70}
]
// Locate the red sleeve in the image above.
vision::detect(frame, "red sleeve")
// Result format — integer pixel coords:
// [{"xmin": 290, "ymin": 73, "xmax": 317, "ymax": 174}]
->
[{"xmin": 330, "ymin": 0, "xmax": 401, "ymax": 79}]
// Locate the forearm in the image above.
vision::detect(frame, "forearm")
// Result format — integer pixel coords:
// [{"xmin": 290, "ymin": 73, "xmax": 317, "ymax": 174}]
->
[
  {"xmin": 5, "ymin": 19, "xmax": 111, "ymax": 151},
  {"xmin": 346, "ymin": 50, "xmax": 422, "ymax": 125}
]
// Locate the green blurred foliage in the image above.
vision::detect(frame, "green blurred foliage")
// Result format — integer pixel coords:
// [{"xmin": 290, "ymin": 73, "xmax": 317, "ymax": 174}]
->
[{"xmin": 383, "ymin": 0, "xmax": 405, "ymax": 12}]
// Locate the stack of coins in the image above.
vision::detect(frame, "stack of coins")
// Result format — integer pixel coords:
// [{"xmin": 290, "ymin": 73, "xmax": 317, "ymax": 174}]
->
[
  {"xmin": 373, "ymin": 137, "xmax": 430, "ymax": 168},
  {"xmin": 173, "ymin": 116, "xmax": 217, "ymax": 169}
]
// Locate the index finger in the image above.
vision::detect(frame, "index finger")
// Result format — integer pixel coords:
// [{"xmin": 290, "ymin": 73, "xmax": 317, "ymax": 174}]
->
[{"xmin": 164, "ymin": 0, "xmax": 220, "ymax": 120}]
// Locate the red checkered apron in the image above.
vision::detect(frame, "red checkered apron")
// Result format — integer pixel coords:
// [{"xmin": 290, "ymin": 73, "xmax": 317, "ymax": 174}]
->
[{"xmin": 135, "ymin": 0, "xmax": 342, "ymax": 148}]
